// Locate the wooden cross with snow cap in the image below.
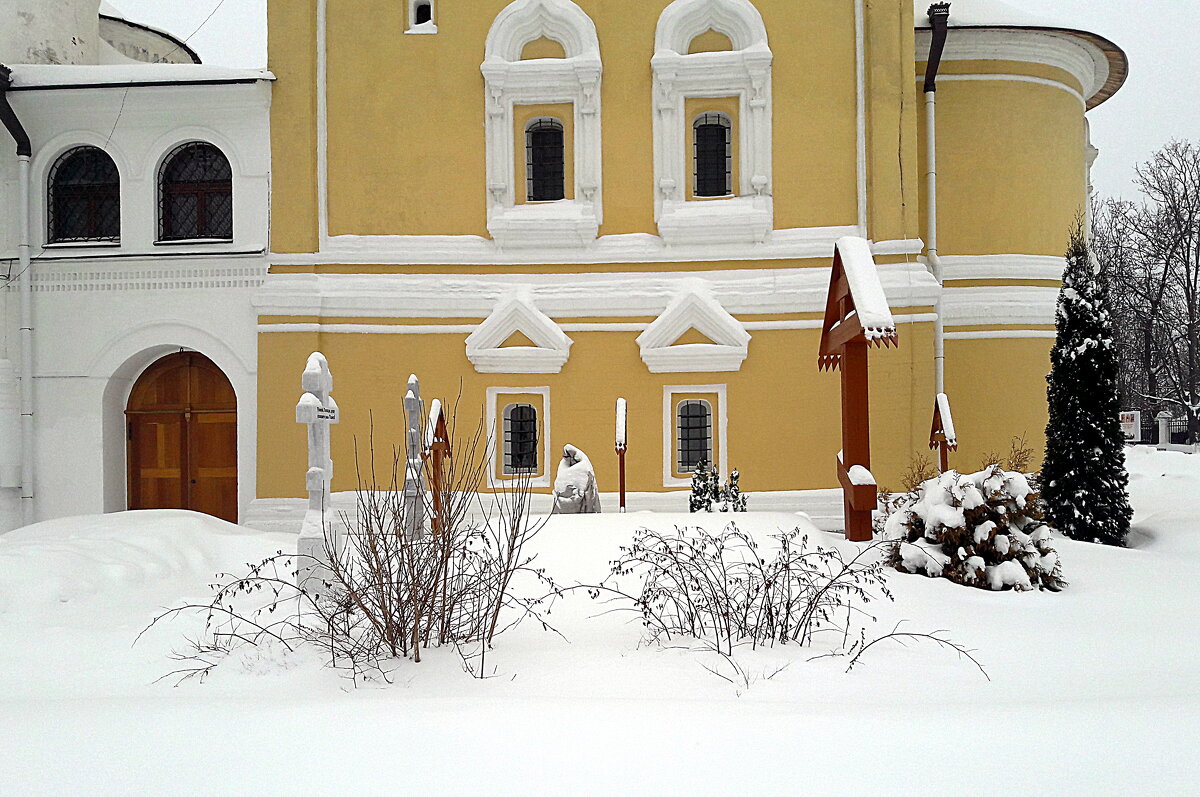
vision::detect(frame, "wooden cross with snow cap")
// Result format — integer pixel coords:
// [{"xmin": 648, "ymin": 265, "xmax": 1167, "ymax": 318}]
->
[
  {"xmin": 295, "ymin": 352, "xmax": 340, "ymax": 594},
  {"xmin": 930, "ymin": 392, "xmax": 958, "ymax": 473},
  {"xmin": 818, "ymin": 237, "xmax": 898, "ymax": 542}
]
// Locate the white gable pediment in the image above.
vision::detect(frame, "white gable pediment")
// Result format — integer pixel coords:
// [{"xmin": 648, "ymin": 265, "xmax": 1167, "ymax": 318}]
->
[
  {"xmin": 466, "ymin": 293, "xmax": 574, "ymax": 373},
  {"xmin": 637, "ymin": 282, "xmax": 750, "ymax": 373}
]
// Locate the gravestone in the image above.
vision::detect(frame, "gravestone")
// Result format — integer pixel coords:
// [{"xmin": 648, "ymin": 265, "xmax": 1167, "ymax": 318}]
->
[{"xmin": 295, "ymin": 352, "xmax": 340, "ymax": 596}]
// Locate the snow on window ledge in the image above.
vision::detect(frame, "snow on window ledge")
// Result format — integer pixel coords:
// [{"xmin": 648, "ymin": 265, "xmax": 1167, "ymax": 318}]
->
[
  {"xmin": 405, "ymin": 21, "xmax": 438, "ymax": 35},
  {"xmin": 657, "ymin": 195, "xmax": 772, "ymax": 246}
]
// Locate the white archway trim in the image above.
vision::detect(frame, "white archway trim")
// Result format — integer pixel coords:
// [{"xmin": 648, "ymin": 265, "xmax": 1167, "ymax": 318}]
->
[
  {"xmin": 652, "ymin": 0, "xmax": 773, "ymax": 245},
  {"xmin": 637, "ymin": 280, "xmax": 751, "ymax": 373},
  {"xmin": 482, "ymin": 0, "xmax": 602, "ymax": 249},
  {"xmin": 466, "ymin": 292, "xmax": 574, "ymax": 373}
]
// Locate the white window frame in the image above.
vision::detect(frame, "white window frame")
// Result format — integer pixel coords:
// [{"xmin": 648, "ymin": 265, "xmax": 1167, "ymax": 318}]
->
[
  {"xmin": 662, "ymin": 384, "xmax": 728, "ymax": 488},
  {"xmin": 486, "ymin": 386, "xmax": 552, "ymax": 488},
  {"xmin": 482, "ymin": 0, "xmax": 602, "ymax": 250},
  {"xmin": 652, "ymin": 0, "xmax": 773, "ymax": 246},
  {"xmin": 406, "ymin": 0, "xmax": 437, "ymax": 34}
]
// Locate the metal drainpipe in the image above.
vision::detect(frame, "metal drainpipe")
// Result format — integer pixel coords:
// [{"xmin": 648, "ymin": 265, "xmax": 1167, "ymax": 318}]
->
[
  {"xmin": 0, "ymin": 65, "xmax": 35, "ymax": 526},
  {"xmin": 924, "ymin": 4, "xmax": 951, "ymax": 395}
]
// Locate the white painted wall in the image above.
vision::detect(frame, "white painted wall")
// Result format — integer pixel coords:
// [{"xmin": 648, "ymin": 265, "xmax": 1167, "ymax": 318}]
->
[
  {"xmin": 1, "ymin": 0, "xmax": 103, "ymax": 65},
  {"xmin": 0, "ymin": 75, "xmax": 270, "ymax": 531}
]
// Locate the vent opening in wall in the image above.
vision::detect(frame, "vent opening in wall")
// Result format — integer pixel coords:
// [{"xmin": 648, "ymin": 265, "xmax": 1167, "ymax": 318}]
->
[
  {"xmin": 407, "ymin": 0, "xmax": 436, "ymax": 32},
  {"xmin": 693, "ymin": 112, "xmax": 732, "ymax": 198},
  {"xmin": 526, "ymin": 117, "xmax": 565, "ymax": 202}
]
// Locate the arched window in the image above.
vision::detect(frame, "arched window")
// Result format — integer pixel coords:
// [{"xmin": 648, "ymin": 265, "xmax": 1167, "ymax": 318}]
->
[
  {"xmin": 158, "ymin": 142, "xmax": 233, "ymax": 242},
  {"xmin": 693, "ymin": 112, "xmax": 732, "ymax": 197},
  {"xmin": 526, "ymin": 118, "xmax": 565, "ymax": 202},
  {"xmin": 47, "ymin": 146, "xmax": 120, "ymax": 244},
  {"xmin": 503, "ymin": 403, "xmax": 539, "ymax": 474},
  {"xmin": 677, "ymin": 399, "xmax": 713, "ymax": 471},
  {"xmin": 414, "ymin": 2, "xmax": 433, "ymax": 25}
]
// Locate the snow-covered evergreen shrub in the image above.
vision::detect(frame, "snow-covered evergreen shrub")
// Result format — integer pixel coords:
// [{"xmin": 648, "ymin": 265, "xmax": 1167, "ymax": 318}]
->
[
  {"xmin": 688, "ymin": 460, "xmax": 747, "ymax": 513},
  {"xmin": 1043, "ymin": 224, "xmax": 1132, "ymax": 546},
  {"xmin": 881, "ymin": 466, "xmax": 1065, "ymax": 592}
]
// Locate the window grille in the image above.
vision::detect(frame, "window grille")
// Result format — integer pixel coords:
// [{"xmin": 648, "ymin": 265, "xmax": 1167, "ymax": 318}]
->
[
  {"xmin": 47, "ymin": 146, "xmax": 120, "ymax": 244},
  {"xmin": 693, "ymin": 112, "xmax": 732, "ymax": 197},
  {"xmin": 158, "ymin": 142, "xmax": 233, "ymax": 241},
  {"xmin": 414, "ymin": 2, "xmax": 433, "ymax": 25},
  {"xmin": 526, "ymin": 118, "xmax": 565, "ymax": 202},
  {"xmin": 504, "ymin": 403, "xmax": 539, "ymax": 474},
  {"xmin": 677, "ymin": 399, "xmax": 712, "ymax": 472}
]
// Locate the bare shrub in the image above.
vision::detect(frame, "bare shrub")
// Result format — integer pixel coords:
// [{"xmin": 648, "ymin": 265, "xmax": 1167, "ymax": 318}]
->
[
  {"xmin": 588, "ymin": 524, "xmax": 893, "ymax": 658},
  {"xmin": 142, "ymin": 403, "xmax": 559, "ymax": 684}
]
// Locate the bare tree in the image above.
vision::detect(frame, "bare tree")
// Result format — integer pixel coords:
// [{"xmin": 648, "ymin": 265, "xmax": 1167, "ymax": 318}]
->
[{"xmin": 1094, "ymin": 140, "xmax": 1200, "ymax": 440}]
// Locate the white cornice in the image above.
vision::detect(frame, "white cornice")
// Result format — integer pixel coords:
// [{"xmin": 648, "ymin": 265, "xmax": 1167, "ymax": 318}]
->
[
  {"xmin": 916, "ymin": 28, "xmax": 1108, "ymax": 104},
  {"xmin": 252, "ymin": 262, "xmax": 941, "ymax": 319},
  {"xmin": 941, "ymin": 285, "xmax": 1059, "ymax": 328},
  {"xmin": 940, "ymin": 254, "xmax": 1066, "ymax": 282}
]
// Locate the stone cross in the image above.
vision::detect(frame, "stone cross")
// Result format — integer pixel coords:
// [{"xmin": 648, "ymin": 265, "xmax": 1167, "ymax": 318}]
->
[
  {"xmin": 403, "ymin": 374, "xmax": 426, "ymax": 538},
  {"xmin": 296, "ymin": 352, "xmax": 340, "ymax": 595}
]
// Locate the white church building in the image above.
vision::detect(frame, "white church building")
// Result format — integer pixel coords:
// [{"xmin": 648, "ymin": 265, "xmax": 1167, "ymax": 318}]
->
[{"xmin": 0, "ymin": 1, "xmax": 271, "ymax": 531}]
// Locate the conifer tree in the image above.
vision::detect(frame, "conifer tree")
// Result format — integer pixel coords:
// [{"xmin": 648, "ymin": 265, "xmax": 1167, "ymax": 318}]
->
[
  {"xmin": 1042, "ymin": 223, "xmax": 1133, "ymax": 546},
  {"xmin": 689, "ymin": 460, "xmax": 714, "ymax": 512}
]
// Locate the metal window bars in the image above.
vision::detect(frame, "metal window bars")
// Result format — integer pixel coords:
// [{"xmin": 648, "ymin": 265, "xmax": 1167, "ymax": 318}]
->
[
  {"xmin": 526, "ymin": 117, "xmax": 565, "ymax": 202},
  {"xmin": 158, "ymin": 142, "xmax": 233, "ymax": 242},
  {"xmin": 677, "ymin": 399, "xmax": 712, "ymax": 472},
  {"xmin": 47, "ymin": 146, "xmax": 121, "ymax": 244},
  {"xmin": 504, "ymin": 403, "xmax": 539, "ymax": 474},
  {"xmin": 693, "ymin": 112, "xmax": 732, "ymax": 198}
]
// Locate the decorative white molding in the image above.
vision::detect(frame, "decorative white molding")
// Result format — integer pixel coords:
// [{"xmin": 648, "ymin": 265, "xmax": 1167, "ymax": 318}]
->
[
  {"xmin": 662, "ymin": 384, "xmax": 728, "ymax": 488},
  {"xmin": 252, "ymin": 263, "xmax": 942, "ymax": 320},
  {"xmin": 271, "ymin": 224, "xmax": 867, "ymax": 266},
  {"xmin": 637, "ymin": 280, "xmax": 750, "ymax": 373},
  {"xmin": 930, "ymin": 73, "xmax": 1085, "ymax": 108},
  {"xmin": 466, "ymin": 292, "xmax": 574, "ymax": 373},
  {"xmin": 482, "ymin": 0, "xmax": 602, "ymax": 248},
  {"xmin": 916, "ymin": 28, "xmax": 1108, "ymax": 105},
  {"xmin": 940, "ymin": 254, "xmax": 1066, "ymax": 282},
  {"xmin": 945, "ymin": 330, "xmax": 1056, "ymax": 340},
  {"xmin": 941, "ymin": 285, "xmax": 1059, "ymax": 328},
  {"xmin": 652, "ymin": 0, "xmax": 773, "ymax": 243},
  {"xmin": 486, "ymin": 385, "xmax": 552, "ymax": 489}
]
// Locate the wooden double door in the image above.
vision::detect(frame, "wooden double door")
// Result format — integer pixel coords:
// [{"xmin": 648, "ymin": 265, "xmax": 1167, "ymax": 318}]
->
[{"xmin": 126, "ymin": 352, "xmax": 238, "ymax": 523}]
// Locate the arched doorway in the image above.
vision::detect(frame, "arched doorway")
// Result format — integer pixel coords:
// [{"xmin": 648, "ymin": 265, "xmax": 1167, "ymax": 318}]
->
[{"xmin": 126, "ymin": 352, "xmax": 238, "ymax": 522}]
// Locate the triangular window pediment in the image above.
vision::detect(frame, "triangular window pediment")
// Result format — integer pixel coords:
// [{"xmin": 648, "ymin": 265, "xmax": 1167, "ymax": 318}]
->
[{"xmin": 466, "ymin": 293, "xmax": 573, "ymax": 373}]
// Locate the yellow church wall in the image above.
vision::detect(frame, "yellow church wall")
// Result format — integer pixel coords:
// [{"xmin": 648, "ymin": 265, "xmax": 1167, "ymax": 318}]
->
[
  {"xmin": 270, "ymin": 0, "xmax": 869, "ymax": 243},
  {"xmin": 943, "ymin": 337, "xmax": 1053, "ymax": 472},
  {"xmin": 916, "ymin": 72, "xmax": 1087, "ymax": 258},
  {"xmin": 266, "ymin": 0, "xmax": 319, "ymax": 254},
  {"xmin": 256, "ymin": 320, "xmax": 936, "ymax": 501}
]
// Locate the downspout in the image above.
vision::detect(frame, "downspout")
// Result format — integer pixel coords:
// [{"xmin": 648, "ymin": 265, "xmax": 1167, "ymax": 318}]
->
[
  {"xmin": 924, "ymin": 4, "xmax": 951, "ymax": 394},
  {"xmin": 0, "ymin": 65, "xmax": 35, "ymax": 526}
]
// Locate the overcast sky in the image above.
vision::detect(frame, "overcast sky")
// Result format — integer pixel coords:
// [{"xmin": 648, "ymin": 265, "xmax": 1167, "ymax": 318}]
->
[{"xmin": 107, "ymin": 0, "xmax": 1198, "ymax": 200}]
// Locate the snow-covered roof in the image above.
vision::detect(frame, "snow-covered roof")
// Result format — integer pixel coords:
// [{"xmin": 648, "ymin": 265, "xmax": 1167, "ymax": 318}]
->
[
  {"xmin": 834, "ymin": 237, "xmax": 896, "ymax": 341},
  {"xmin": 933, "ymin": 392, "xmax": 958, "ymax": 449},
  {"xmin": 7, "ymin": 64, "xmax": 275, "ymax": 89},
  {"xmin": 914, "ymin": 0, "xmax": 1127, "ymax": 109},
  {"xmin": 99, "ymin": 2, "xmax": 127, "ymax": 21}
]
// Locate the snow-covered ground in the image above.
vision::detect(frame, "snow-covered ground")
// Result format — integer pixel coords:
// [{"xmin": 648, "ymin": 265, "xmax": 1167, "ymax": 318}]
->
[{"xmin": 2, "ymin": 448, "xmax": 1197, "ymax": 795}]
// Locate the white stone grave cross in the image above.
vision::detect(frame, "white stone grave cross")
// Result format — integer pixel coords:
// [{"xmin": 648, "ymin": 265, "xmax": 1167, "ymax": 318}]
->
[
  {"xmin": 296, "ymin": 352, "xmax": 340, "ymax": 595},
  {"xmin": 403, "ymin": 374, "xmax": 426, "ymax": 538}
]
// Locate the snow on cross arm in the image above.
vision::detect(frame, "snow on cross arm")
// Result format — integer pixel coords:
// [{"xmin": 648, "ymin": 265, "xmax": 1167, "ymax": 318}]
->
[{"xmin": 834, "ymin": 236, "xmax": 896, "ymax": 341}]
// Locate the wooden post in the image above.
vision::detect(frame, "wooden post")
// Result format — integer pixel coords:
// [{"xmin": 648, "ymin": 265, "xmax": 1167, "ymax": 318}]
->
[
  {"xmin": 615, "ymin": 397, "xmax": 627, "ymax": 513},
  {"xmin": 840, "ymin": 341, "xmax": 874, "ymax": 541}
]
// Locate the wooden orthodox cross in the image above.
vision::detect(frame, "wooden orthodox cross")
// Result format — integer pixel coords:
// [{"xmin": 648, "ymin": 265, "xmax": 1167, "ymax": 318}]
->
[
  {"xmin": 929, "ymin": 392, "xmax": 957, "ymax": 473},
  {"xmin": 422, "ymin": 397, "xmax": 451, "ymax": 534},
  {"xmin": 296, "ymin": 352, "xmax": 340, "ymax": 593},
  {"xmin": 818, "ymin": 238, "xmax": 898, "ymax": 542}
]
